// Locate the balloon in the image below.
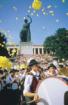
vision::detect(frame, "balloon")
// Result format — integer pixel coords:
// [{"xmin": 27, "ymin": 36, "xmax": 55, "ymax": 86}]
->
[
  {"xmin": 51, "ymin": 13, "xmax": 54, "ymax": 16},
  {"xmin": 42, "ymin": 8, "xmax": 45, "ymax": 12},
  {"xmin": 16, "ymin": 16, "xmax": 19, "ymax": 20},
  {"xmin": 31, "ymin": 13, "xmax": 34, "ymax": 16},
  {"xmin": 37, "ymin": 77, "xmax": 68, "ymax": 105},
  {"xmin": 36, "ymin": 13, "xmax": 39, "ymax": 16},
  {"xmin": 66, "ymin": 12, "xmax": 68, "ymax": 16},
  {"xmin": 0, "ymin": 56, "xmax": 12, "ymax": 70},
  {"xmin": 32, "ymin": 0, "xmax": 42, "ymax": 10},
  {"xmin": 47, "ymin": 5, "xmax": 52, "ymax": 9},
  {"xmin": 42, "ymin": 26, "xmax": 45, "ymax": 30},
  {"xmin": 33, "ymin": 10, "xmax": 36, "ymax": 13},
  {"xmin": 49, "ymin": 10, "xmax": 54, "ymax": 16},
  {"xmin": 62, "ymin": 0, "xmax": 65, "ymax": 3},
  {"xmin": 27, "ymin": 10, "xmax": 31, "ymax": 13},
  {"xmin": 29, "ymin": 6, "xmax": 32, "ymax": 9},
  {"xmin": 56, "ymin": 19, "xmax": 59, "ymax": 23},
  {"xmin": 43, "ymin": 12, "xmax": 46, "ymax": 15},
  {"xmin": 12, "ymin": 6, "xmax": 17, "ymax": 11},
  {"xmin": 49, "ymin": 10, "xmax": 54, "ymax": 14}
]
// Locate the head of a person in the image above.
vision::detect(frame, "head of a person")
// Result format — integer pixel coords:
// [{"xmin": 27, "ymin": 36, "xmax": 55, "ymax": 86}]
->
[
  {"xmin": 48, "ymin": 64, "xmax": 56, "ymax": 75},
  {"xmin": 37, "ymin": 66, "xmax": 43, "ymax": 73},
  {"xmin": 10, "ymin": 69, "xmax": 18, "ymax": 77},
  {"xmin": 44, "ymin": 62, "xmax": 49, "ymax": 69},
  {"xmin": 24, "ymin": 19, "xmax": 28, "ymax": 23},
  {"xmin": 65, "ymin": 64, "xmax": 68, "ymax": 70},
  {"xmin": 0, "ymin": 69, "xmax": 4, "ymax": 79},
  {"xmin": 0, "ymin": 70, "xmax": 3, "ymax": 76},
  {"xmin": 28, "ymin": 59, "xmax": 40, "ymax": 72}
]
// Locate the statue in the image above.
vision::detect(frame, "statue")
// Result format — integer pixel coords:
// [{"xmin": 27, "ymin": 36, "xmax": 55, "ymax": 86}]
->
[{"xmin": 20, "ymin": 15, "xmax": 32, "ymax": 42}]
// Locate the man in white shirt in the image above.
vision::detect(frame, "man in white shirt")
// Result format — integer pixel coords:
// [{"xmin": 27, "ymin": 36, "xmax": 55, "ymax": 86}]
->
[{"xmin": 23, "ymin": 59, "xmax": 40, "ymax": 105}]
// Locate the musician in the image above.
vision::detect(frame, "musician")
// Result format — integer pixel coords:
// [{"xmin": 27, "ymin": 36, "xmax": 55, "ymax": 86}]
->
[{"xmin": 23, "ymin": 59, "xmax": 40, "ymax": 105}]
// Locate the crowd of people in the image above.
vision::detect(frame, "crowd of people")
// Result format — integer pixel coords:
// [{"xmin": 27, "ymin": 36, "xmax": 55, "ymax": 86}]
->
[{"xmin": 0, "ymin": 57, "xmax": 68, "ymax": 105}]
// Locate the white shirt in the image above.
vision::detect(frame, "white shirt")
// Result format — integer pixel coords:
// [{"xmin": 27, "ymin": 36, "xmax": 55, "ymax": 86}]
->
[{"xmin": 23, "ymin": 70, "xmax": 39, "ymax": 95}]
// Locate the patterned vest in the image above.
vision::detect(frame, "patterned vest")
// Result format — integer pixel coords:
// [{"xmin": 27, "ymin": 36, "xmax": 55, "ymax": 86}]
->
[{"xmin": 30, "ymin": 74, "xmax": 39, "ymax": 93}]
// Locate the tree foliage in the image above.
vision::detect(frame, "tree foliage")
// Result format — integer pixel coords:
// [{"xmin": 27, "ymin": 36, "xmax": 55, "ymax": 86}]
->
[
  {"xmin": 0, "ymin": 32, "xmax": 9, "ymax": 57},
  {"xmin": 43, "ymin": 28, "xmax": 68, "ymax": 60}
]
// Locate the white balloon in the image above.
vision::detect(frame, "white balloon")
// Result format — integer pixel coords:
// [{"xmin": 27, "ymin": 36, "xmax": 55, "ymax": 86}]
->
[{"xmin": 37, "ymin": 77, "xmax": 68, "ymax": 105}]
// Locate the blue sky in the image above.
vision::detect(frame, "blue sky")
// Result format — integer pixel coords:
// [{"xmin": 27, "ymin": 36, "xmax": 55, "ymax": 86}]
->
[{"xmin": 0, "ymin": 0, "xmax": 68, "ymax": 44}]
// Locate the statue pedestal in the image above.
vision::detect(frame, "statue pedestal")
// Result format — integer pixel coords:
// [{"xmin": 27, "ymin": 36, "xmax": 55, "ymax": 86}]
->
[{"xmin": 20, "ymin": 42, "xmax": 33, "ymax": 55}]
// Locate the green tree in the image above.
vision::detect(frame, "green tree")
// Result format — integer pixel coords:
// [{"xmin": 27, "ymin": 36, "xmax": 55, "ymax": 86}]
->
[
  {"xmin": 0, "ymin": 32, "xmax": 9, "ymax": 57},
  {"xmin": 43, "ymin": 28, "xmax": 68, "ymax": 60}
]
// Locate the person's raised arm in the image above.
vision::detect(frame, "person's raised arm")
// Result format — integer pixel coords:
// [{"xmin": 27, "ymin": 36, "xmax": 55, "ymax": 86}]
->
[{"xmin": 27, "ymin": 15, "xmax": 32, "ymax": 24}]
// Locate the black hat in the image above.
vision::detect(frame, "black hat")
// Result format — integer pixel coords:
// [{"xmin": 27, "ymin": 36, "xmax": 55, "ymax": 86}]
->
[
  {"xmin": 28, "ymin": 59, "xmax": 39, "ymax": 67},
  {"xmin": 0, "ymin": 70, "xmax": 3, "ymax": 74},
  {"xmin": 10, "ymin": 69, "xmax": 19, "ymax": 73},
  {"xmin": 48, "ymin": 64, "xmax": 56, "ymax": 69}
]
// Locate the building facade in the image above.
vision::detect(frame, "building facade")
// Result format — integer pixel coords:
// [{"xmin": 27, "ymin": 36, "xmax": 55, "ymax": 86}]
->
[{"xmin": 7, "ymin": 43, "xmax": 45, "ymax": 56}]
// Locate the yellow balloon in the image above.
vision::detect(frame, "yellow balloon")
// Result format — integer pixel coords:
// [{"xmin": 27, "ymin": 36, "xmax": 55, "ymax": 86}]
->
[
  {"xmin": 32, "ymin": 0, "xmax": 42, "ymax": 10},
  {"xmin": 0, "ymin": 56, "xmax": 12, "ymax": 70}
]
